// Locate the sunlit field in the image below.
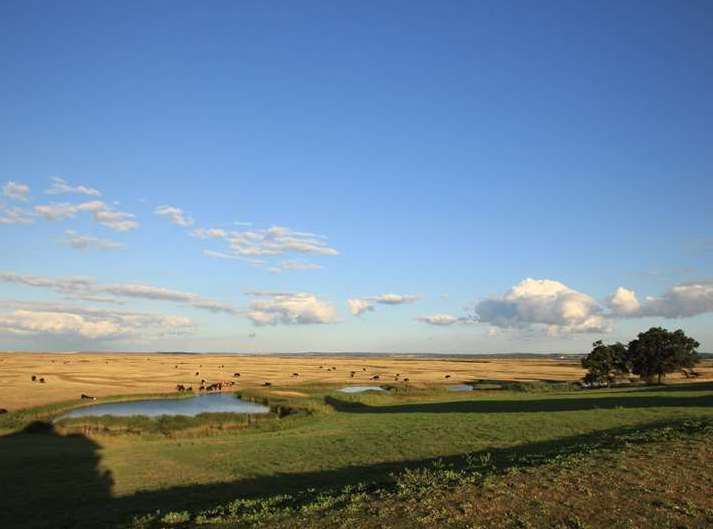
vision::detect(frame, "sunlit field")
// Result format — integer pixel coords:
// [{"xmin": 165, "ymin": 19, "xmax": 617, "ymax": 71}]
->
[{"xmin": 1, "ymin": 354, "xmax": 711, "ymax": 529}]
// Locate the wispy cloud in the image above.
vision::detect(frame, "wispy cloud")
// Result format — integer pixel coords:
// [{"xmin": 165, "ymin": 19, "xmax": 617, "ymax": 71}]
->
[
  {"xmin": 0, "ymin": 203, "xmax": 34, "ymax": 225},
  {"xmin": 2, "ymin": 181, "xmax": 30, "ymax": 201},
  {"xmin": 267, "ymin": 261, "xmax": 324, "ymax": 274},
  {"xmin": 0, "ymin": 300, "xmax": 192, "ymax": 339},
  {"xmin": 34, "ymin": 200, "xmax": 139, "ymax": 231},
  {"xmin": 154, "ymin": 205, "xmax": 194, "ymax": 227},
  {"xmin": 46, "ymin": 177, "xmax": 101, "ymax": 197},
  {"xmin": 348, "ymin": 293, "xmax": 420, "ymax": 316},
  {"xmin": 415, "ymin": 313, "xmax": 476, "ymax": 326},
  {"xmin": 61, "ymin": 230, "xmax": 125, "ymax": 251},
  {"xmin": 0, "ymin": 271, "xmax": 240, "ymax": 316}
]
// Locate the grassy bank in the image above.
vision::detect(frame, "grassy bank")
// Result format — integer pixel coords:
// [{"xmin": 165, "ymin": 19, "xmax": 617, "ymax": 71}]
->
[{"xmin": 1, "ymin": 381, "xmax": 711, "ymax": 529}]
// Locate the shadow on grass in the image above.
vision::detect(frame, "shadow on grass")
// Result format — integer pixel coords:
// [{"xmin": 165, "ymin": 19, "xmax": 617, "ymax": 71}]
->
[
  {"xmin": 324, "ymin": 390, "xmax": 713, "ymax": 414},
  {"xmin": 1, "ymin": 384, "xmax": 712, "ymax": 529}
]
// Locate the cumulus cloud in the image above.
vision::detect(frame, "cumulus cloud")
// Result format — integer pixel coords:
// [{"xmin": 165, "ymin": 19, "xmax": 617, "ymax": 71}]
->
[
  {"xmin": 155, "ymin": 205, "xmax": 194, "ymax": 227},
  {"xmin": 46, "ymin": 177, "xmax": 101, "ymax": 197},
  {"xmin": 608, "ymin": 280, "xmax": 713, "ymax": 319},
  {"xmin": 34, "ymin": 200, "xmax": 139, "ymax": 231},
  {"xmin": 415, "ymin": 313, "xmax": 476, "ymax": 326},
  {"xmin": 347, "ymin": 298, "xmax": 374, "ymax": 316},
  {"xmin": 348, "ymin": 293, "xmax": 420, "ymax": 316},
  {"xmin": 0, "ymin": 271, "xmax": 240, "ymax": 316},
  {"xmin": 473, "ymin": 278, "xmax": 610, "ymax": 334},
  {"xmin": 61, "ymin": 230, "xmax": 125, "ymax": 251},
  {"xmin": 0, "ymin": 204, "xmax": 34, "ymax": 225},
  {"xmin": 0, "ymin": 301, "xmax": 192, "ymax": 340},
  {"xmin": 244, "ymin": 291, "xmax": 338, "ymax": 326},
  {"xmin": 2, "ymin": 181, "xmax": 30, "ymax": 201}
]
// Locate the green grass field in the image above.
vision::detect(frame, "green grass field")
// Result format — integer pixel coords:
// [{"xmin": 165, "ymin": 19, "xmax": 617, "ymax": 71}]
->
[{"xmin": 1, "ymin": 381, "xmax": 712, "ymax": 529}]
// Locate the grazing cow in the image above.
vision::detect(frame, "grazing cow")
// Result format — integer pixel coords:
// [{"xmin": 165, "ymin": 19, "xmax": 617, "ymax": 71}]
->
[
  {"xmin": 234, "ymin": 372, "xmax": 241, "ymax": 377},
  {"xmin": 371, "ymin": 375, "xmax": 380, "ymax": 380},
  {"xmin": 199, "ymin": 385, "xmax": 206, "ymax": 391},
  {"xmin": 201, "ymin": 379, "xmax": 207, "ymax": 384},
  {"xmin": 263, "ymin": 382, "xmax": 272, "ymax": 387},
  {"xmin": 186, "ymin": 386, "xmax": 193, "ymax": 391},
  {"xmin": 195, "ymin": 371, "xmax": 200, "ymax": 376},
  {"xmin": 80, "ymin": 394, "xmax": 96, "ymax": 400},
  {"xmin": 292, "ymin": 372, "xmax": 299, "ymax": 376},
  {"xmin": 39, "ymin": 378, "xmax": 46, "ymax": 383},
  {"xmin": 445, "ymin": 375, "xmax": 451, "ymax": 379},
  {"xmin": 350, "ymin": 371, "xmax": 356, "ymax": 377},
  {"xmin": 31, "ymin": 375, "xmax": 36, "ymax": 382},
  {"xmin": 176, "ymin": 384, "xmax": 186, "ymax": 392},
  {"xmin": 362, "ymin": 368, "xmax": 366, "ymax": 371},
  {"xmin": 0, "ymin": 408, "xmax": 7, "ymax": 414},
  {"xmin": 403, "ymin": 378, "xmax": 410, "ymax": 383}
]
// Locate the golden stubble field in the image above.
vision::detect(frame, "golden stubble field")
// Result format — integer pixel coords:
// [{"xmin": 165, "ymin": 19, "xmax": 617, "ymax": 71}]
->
[{"xmin": 1, "ymin": 352, "xmax": 711, "ymax": 411}]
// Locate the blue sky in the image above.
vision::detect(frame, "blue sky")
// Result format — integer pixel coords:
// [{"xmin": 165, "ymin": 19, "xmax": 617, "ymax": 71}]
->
[{"xmin": 1, "ymin": 1, "xmax": 712, "ymax": 353}]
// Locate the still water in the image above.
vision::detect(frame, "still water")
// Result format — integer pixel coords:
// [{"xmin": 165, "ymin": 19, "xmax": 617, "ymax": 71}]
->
[
  {"xmin": 447, "ymin": 384, "xmax": 474, "ymax": 392},
  {"xmin": 338, "ymin": 386, "xmax": 386, "ymax": 393},
  {"xmin": 57, "ymin": 392, "xmax": 270, "ymax": 419}
]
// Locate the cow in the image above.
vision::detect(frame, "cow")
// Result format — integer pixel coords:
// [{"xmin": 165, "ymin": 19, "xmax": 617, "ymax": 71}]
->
[
  {"xmin": 195, "ymin": 371, "xmax": 200, "ymax": 376},
  {"xmin": 176, "ymin": 384, "xmax": 186, "ymax": 392},
  {"xmin": 403, "ymin": 378, "xmax": 410, "ymax": 383},
  {"xmin": 0, "ymin": 408, "xmax": 7, "ymax": 414},
  {"xmin": 234, "ymin": 372, "xmax": 241, "ymax": 377},
  {"xmin": 186, "ymin": 386, "xmax": 193, "ymax": 391},
  {"xmin": 39, "ymin": 378, "xmax": 46, "ymax": 383},
  {"xmin": 292, "ymin": 372, "xmax": 299, "ymax": 377},
  {"xmin": 263, "ymin": 382, "xmax": 272, "ymax": 387},
  {"xmin": 445, "ymin": 375, "xmax": 451, "ymax": 379},
  {"xmin": 31, "ymin": 375, "xmax": 36, "ymax": 382},
  {"xmin": 80, "ymin": 394, "xmax": 96, "ymax": 400},
  {"xmin": 371, "ymin": 375, "xmax": 380, "ymax": 380}
]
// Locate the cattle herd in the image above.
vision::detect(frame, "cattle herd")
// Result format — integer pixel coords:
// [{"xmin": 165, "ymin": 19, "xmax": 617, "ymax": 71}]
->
[{"xmin": 19, "ymin": 360, "xmax": 449, "ymax": 407}]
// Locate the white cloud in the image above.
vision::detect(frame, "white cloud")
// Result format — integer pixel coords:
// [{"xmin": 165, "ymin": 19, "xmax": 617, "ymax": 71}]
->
[
  {"xmin": 191, "ymin": 228, "xmax": 227, "ymax": 239},
  {"xmin": 61, "ymin": 230, "xmax": 125, "ymax": 251},
  {"xmin": 474, "ymin": 278, "xmax": 610, "ymax": 334},
  {"xmin": 607, "ymin": 287, "xmax": 641, "ymax": 316},
  {"xmin": 2, "ymin": 181, "xmax": 30, "ymax": 201},
  {"xmin": 244, "ymin": 291, "xmax": 338, "ymax": 326},
  {"xmin": 348, "ymin": 293, "xmax": 420, "ymax": 316},
  {"xmin": 0, "ymin": 204, "xmax": 34, "ymax": 225},
  {"xmin": 46, "ymin": 177, "xmax": 101, "ymax": 197},
  {"xmin": 415, "ymin": 313, "xmax": 476, "ymax": 326},
  {"xmin": 608, "ymin": 280, "xmax": 713, "ymax": 319},
  {"xmin": 203, "ymin": 250, "xmax": 266, "ymax": 266},
  {"xmin": 348, "ymin": 298, "xmax": 374, "ymax": 316},
  {"xmin": 155, "ymin": 205, "xmax": 194, "ymax": 227},
  {"xmin": 0, "ymin": 301, "xmax": 192, "ymax": 340},
  {"xmin": 0, "ymin": 271, "xmax": 240, "ymax": 316},
  {"xmin": 34, "ymin": 200, "xmax": 139, "ymax": 231},
  {"xmin": 268, "ymin": 261, "xmax": 324, "ymax": 274}
]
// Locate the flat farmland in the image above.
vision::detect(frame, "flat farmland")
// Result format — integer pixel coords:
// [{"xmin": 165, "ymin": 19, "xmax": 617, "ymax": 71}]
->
[{"xmin": 1, "ymin": 352, "xmax": 711, "ymax": 411}]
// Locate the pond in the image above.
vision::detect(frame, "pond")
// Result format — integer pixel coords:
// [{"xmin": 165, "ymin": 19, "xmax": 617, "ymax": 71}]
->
[
  {"xmin": 338, "ymin": 385, "xmax": 386, "ymax": 393},
  {"xmin": 56, "ymin": 392, "xmax": 270, "ymax": 419},
  {"xmin": 447, "ymin": 384, "xmax": 474, "ymax": 392}
]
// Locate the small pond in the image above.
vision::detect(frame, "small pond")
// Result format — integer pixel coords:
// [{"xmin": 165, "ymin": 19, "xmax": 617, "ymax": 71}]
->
[
  {"xmin": 56, "ymin": 392, "xmax": 270, "ymax": 420},
  {"xmin": 338, "ymin": 386, "xmax": 386, "ymax": 394},
  {"xmin": 447, "ymin": 384, "xmax": 474, "ymax": 392}
]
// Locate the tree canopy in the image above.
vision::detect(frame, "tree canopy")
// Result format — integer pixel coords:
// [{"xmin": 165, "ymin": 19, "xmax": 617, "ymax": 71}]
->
[
  {"xmin": 627, "ymin": 327, "xmax": 700, "ymax": 384},
  {"xmin": 581, "ymin": 327, "xmax": 699, "ymax": 385},
  {"xmin": 581, "ymin": 340, "xmax": 629, "ymax": 385}
]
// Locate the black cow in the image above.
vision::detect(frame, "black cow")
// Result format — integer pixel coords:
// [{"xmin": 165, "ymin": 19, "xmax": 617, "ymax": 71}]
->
[{"xmin": 80, "ymin": 394, "xmax": 96, "ymax": 400}]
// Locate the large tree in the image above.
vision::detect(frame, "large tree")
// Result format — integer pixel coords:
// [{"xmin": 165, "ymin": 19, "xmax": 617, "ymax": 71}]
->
[
  {"xmin": 581, "ymin": 340, "xmax": 629, "ymax": 385},
  {"xmin": 627, "ymin": 327, "xmax": 700, "ymax": 384}
]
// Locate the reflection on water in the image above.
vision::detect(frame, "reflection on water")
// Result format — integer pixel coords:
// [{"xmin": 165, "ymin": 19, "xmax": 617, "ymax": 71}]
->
[
  {"xmin": 338, "ymin": 386, "xmax": 385, "ymax": 393},
  {"xmin": 447, "ymin": 384, "xmax": 473, "ymax": 392},
  {"xmin": 57, "ymin": 392, "xmax": 270, "ymax": 419}
]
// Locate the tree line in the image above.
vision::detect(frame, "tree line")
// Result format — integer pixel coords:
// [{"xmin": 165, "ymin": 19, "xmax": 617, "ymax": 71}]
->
[{"xmin": 581, "ymin": 327, "xmax": 700, "ymax": 386}]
